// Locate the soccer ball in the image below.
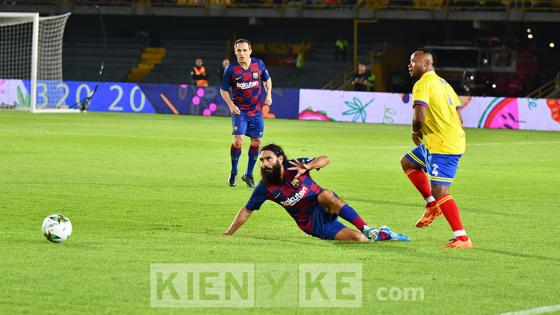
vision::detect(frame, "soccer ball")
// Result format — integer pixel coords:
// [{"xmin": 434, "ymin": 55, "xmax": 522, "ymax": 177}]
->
[{"xmin": 42, "ymin": 213, "xmax": 72, "ymax": 243}]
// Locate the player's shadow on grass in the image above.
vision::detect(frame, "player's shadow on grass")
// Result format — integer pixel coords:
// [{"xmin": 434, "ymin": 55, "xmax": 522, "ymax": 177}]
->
[
  {"xmin": 331, "ymin": 240, "xmax": 480, "ymax": 260},
  {"xmin": 459, "ymin": 207, "xmax": 510, "ymax": 217},
  {"xmin": 232, "ymin": 234, "xmax": 335, "ymax": 248},
  {"xmin": 348, "ymin": 198, "xmax": 511, "ymax": 218},
  {"xmin": 56, "ymin": 181, "xmax": 231, "ymax": 190},
  {"xmin": 473, "ymin": 248, "xmax": 560, "ymax": 263}
]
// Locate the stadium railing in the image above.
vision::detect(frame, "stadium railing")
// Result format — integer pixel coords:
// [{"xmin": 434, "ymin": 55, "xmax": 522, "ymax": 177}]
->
[
  {"xmin": 323, "ymin": 44, "xmax": 385, "ymax": 90},
  {"xmin": 526, "ymin": 71, "xmax": 560, "ymax": 99}
]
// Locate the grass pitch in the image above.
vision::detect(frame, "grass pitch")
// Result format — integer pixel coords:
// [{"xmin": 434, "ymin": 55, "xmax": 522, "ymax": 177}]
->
[{"xmin": 1, "ymin": 111, "xmax": 559, "ymax": 314}]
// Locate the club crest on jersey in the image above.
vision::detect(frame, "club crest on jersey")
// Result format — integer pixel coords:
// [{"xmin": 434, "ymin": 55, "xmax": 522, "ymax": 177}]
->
[
  {"xmin": 291, "ymin": 178, "xmax": 301, "ymax": 188},
  {"xmin": 252, "ymin": 72, "xmax": 259, "ymax": 79}
]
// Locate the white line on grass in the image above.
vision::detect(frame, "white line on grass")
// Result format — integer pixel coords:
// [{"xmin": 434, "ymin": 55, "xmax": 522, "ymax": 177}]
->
[{"xmin": 500, "ymin": 304, "xmax": 560, "ymax": 315}]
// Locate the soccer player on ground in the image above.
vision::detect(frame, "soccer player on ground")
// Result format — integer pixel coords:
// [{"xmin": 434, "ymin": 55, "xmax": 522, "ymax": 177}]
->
[
  {"xmin": 401, "ymin": 49, "xmax": 472, "ymax": 248},
  {"xmin": 224, "ymin": 144, "xmax": 410, "ymax": 242},
  {"xmin": 220, "ymin": 39, "xmax": 272, "ymax": 188}
]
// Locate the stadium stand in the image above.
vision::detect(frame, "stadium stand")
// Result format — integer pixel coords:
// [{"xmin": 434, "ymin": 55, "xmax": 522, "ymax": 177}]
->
[
  {"xmin": 9, "ymin": 0, "xmax": 553, "ymax": 94},
  {"xmin": 143, "ymin": 39, "xmax": 226, "ymax": 85},
  {"xmin": 63, "ymin": 37, "xmax": 144, "ymax": 82}
]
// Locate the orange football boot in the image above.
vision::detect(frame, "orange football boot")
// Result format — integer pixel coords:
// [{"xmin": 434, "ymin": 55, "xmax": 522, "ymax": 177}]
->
[
  {"xmin": 415, "ymin": 203, "xmax": 442, "ymax": 228},
  {"xmin": 442, "ymin": 238, "xmax": 473, "ymax": 248}
]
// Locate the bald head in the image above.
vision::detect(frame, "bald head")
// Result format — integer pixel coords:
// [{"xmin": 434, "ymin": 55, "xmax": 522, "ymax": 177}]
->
[{"xmin": 408, "ymin": 50, "xmax": 435, "ymax": 79}]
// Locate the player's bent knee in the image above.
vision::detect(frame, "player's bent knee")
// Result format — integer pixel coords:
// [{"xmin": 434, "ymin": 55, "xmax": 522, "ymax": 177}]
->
[
  {"xmin": 351, "ymin": 232, "xmax": 368, "ymax": 242},
  {"xmin": 400, "ymin": 155, "xmax": 408, "ymax": 166},
  {"xmin": 401, "ymin": 155, "xmax": 417, "ymax": 171},
  {"xmin": 250, "ymin": 138, "xmax": 261, "ymax": 146},
  {"xmin": 318, "ymin": 190, "xmax": 335, "ymax": 204},
  {"xmin": 352, "ymin": 232, "xmax": 368, "ymax": 242},
  {"xmin": 334, "ymin": 229, "xmax": 367, "ymax": 242},
  {"xmin": 431, "ymin": 184, "xmax": 450, "ymax": 199},
  {"xmin": 232, "ymin": 138, "xmax": 243, "ymax": 148}
]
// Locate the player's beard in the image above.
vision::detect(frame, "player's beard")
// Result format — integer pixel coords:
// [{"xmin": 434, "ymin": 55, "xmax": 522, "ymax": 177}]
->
[{"xmin": 261, "ymin": 161, "xmax": 282, "ymax": 186}]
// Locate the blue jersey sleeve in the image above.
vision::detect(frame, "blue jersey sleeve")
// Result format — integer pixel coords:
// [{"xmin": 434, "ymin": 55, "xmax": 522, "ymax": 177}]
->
[
  {"xmin": 220, "ymin": 65, "xmax": 232, "ymax": 91},
  {"xmin": 295, "ymin": 157, "xmax": 315, "ymax": 164},
  {"xmin": 245, "ymin": 182, "xmax": 269, "ymax": 211},
  {"xmin": 259, "ymin": 60, "xmax": 270, "ymax": 82}
]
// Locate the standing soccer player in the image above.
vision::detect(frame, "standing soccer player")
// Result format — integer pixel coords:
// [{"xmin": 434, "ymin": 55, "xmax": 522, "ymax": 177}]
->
[
  {"xmin": 401, "ymin": 49, "xmax": 472, "ymax": 248},
  {"xmin": 221, "ymin": 39, "xmax": 272, "ymax": 188},
  {"xmin": 224, "ymin": 144, "xmax": 410, "ymax": 242}
]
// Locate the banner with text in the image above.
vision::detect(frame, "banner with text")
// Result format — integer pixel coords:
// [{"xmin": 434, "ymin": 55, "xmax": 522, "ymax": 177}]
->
[{"xmin": 0, "ymin": 79, "xmax": 299, "ymax": 119}]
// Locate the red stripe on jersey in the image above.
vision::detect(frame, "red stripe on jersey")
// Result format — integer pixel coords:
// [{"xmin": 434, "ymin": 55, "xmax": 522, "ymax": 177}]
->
[
  {"xmin": 250, "ymin": 63, "xmax": 259, "ymax": 72},
  {"xmin": 243, "ymin": 89, "xmax": 253, "ymax": 97},
  {"xmin": 242, "ymin": 72, "xmax": 252, "ymax": 81},
  {"xmin": 233, "ymin": 66, "xmax": 243, "ymax": 75},
  {"xmin": 310, "ymin": 183, "xmax": 321, "ymax": 194}
]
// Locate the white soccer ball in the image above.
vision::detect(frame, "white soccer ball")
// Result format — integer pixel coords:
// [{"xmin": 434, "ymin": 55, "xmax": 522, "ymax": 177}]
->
[{"xmin": 42, "ymin": 213, "xmax": 72, "ymax": 243}]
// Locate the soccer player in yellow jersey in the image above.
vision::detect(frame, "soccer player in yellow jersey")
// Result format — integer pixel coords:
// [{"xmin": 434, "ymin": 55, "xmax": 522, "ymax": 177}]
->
[{"xmin": 400, "ymin": 49, "xmax": 472, "ymax": 248}]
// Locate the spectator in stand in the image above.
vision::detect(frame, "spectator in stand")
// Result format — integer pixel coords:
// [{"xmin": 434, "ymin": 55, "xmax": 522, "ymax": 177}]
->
[
  {"xmin": 335, "ymin": 37, "xmax": 349, "ymax": 62},
  {"xmin": 190, "ymin": 58, "xmax": 209, "ymax": 87},
  {"xmin": 219, "ymin": 58, "xmax": 230, "ymax": 81},
  {"xmin": 352, "ymin": 63, "xmax": 375, "ymax": 91},
  {"xmin": 296, "ymin": 51, "xmax": 305, "ymax": 70}
]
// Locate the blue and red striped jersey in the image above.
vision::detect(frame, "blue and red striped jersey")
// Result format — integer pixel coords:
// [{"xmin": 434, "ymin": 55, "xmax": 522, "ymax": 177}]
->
[
  {"xmin": 220, "ymin": 57, "xmax": 270, "ymax": 117},
  {"xmin": 245, "ymin": 158, "xmax": 323, "ymax": 233}
]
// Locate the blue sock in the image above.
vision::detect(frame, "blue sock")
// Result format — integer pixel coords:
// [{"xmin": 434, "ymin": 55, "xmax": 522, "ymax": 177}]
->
[
  {"xmin": 339, "ymin": 204, "xmax": 367, "ymax": 231},
  {"xmin": 246, "ymin": 145, "xmax": 259, "ymax": 177},
  {"xmin": 230, "ymin": 145, "xmax": 241, "ymax": 175}
]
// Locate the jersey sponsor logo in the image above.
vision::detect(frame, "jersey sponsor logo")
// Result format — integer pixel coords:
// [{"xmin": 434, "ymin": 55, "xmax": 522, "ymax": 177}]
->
[
  {"xmin": 280, "ymin": 186, "xmax": 308, "ymax": 207},
  {"xmin": 236, "ymin": 81, "xmax": 259, "ymax": 90},
  {"xmin": 252, "ymin": 72, "xmax": 259, "ymax": 79}
]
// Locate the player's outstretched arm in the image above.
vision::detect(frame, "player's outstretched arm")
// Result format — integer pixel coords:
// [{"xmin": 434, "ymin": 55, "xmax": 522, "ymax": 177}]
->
[
  {"xmin": 288, "ymin": 156, "xmax": 331, "ymax": 178},
  {"xmin": 306, "ymin": 156, "xmax": 330, "ymax": 170},
  {"xmin": 224, "ymin": 207, "xmax": 253, "ymax": 236},
  {"xmin": 220, "ymin": 89, "xmax": 241, "ymax": 115}
]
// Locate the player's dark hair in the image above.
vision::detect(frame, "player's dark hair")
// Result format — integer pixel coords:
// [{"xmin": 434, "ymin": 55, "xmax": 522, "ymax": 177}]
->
[
  {"xmin": 234, "ymin": 39, "xmax": 252, "ymax": 49},
  {"xmin": 416, "ymin": 48, "xmax": 436, "ymax": 66},
  {"xmin": 261, "ymin": 144, "xmax": 288, "ymax": 161}
]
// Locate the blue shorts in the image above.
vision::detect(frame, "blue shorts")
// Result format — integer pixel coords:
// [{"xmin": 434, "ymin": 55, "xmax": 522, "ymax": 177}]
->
[
  {"xmin": 309, "ymin": 203, "xmax": 346, "ymax": 240},
  {"xmin": 232, "ymin": 114, "xmax": 264, "ymax": 139},
  {"xmin": 404, "ymin": 144, "xmax": 462, "ymax": 186}
]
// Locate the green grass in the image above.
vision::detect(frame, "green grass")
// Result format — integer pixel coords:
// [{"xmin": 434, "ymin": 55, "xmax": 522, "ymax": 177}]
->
[{"xmin": 1, "ymin": 111, "xmax": 559, "ymax": 314}]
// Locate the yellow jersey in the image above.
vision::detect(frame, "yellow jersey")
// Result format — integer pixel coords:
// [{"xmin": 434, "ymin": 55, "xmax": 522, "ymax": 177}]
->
[{"xmin": 412, "ymin": 71, "xmax": 465, "ymax": 155}]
